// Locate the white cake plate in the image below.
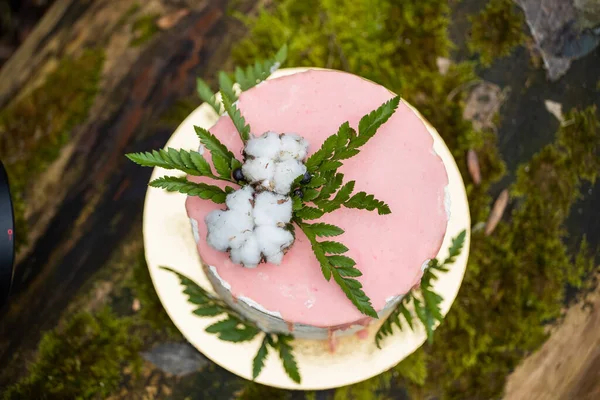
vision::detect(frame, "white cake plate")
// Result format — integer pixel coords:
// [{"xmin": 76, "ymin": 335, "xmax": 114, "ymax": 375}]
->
[{"xmin": 143, "ymin": 68, "xmax": 471, "ymax": 390}]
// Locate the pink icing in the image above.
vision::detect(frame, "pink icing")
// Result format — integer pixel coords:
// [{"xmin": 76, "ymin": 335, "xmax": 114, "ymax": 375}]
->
[
  {"xmin": 356, "ymin": 328, "xmax": 370, "ymax": 340},
  {"xmin": 328, "ymin": 330, "xmax": 338, "ymax": 353},
  {"xmin": 186, "ymin": 69, "xmax": 448, "ymax": 327}
]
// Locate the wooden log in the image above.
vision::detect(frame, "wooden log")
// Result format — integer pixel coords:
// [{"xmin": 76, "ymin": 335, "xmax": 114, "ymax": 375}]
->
[{"xmin": 0, "ymin": 0, "xmax": 259, "ymax": 384}]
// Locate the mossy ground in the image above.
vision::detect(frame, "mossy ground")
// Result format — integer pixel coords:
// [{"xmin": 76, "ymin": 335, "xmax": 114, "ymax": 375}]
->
[
  {"xmin": 4, "ymin": 0, "xmax": 599, "ymax": 398},
  {"xmin": 2, "ymin": 228, "xmax": 182, "ymax": 399},
  {"xmin": 467, "ymin": 0, "xmax": 526, "ymax": 67},
  {"xmin": 2, "ymin": 308, "xmax": 142, "ymax": 400},
  {"xmin": 0, "ymin": 49, "xmax": 105, "ymax": 250}
]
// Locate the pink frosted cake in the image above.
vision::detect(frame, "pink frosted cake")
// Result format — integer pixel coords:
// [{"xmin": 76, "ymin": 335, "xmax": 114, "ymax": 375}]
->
[{"xmin": 186, "ymin": 69, "xmax": 449, "ymax": 340}]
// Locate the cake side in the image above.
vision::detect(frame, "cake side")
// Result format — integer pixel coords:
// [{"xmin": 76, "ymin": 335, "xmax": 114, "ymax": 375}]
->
[{"xmin": 185, "ymin": 69, "xmax": 449, "ymax": 335}]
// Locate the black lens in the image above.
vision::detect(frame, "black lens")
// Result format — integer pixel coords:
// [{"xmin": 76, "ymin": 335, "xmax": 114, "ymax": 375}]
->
[{"xmin": 0, "ymin": 161, "xmax": 15, "ymax": 308}]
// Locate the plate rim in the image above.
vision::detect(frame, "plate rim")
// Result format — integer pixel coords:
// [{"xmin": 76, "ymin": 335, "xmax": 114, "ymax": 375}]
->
[{"xmin": 142, "ymin": 67, "xmax": 471, "ymax": 390}]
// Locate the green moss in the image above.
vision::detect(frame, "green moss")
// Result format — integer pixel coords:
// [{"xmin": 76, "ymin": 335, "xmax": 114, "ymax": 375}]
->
[
  {"xmin": 127, "ymin": 251, "xmax": 180, "ymax": 336},
  {"xmin": 116, "ymin": 3, "xmax": 141, "ymax": 29},
  {"xmin": 334, "ymin": 375, "xmax": 390, "ymax": 400},
  {"xmin": 236, "ymin": 383, "xmax": 291, "ymax": 400},
  {"xmin": 3, "ymin": 308, "xmax": 142, "ymax": 400},
  {"xmin": 131, "ymin": 13, "xmax": 160, "ymax": 47},
  {"xmin": 233, "ymin": 0, "xmax": 452, "ymax": 88},
  {"xmin": 570, "ymin": 238, "xmax": 598, "ymax": 297},
  {"xmin": 304, "ymin": 391, "xmax": 317, "ymax": 400},
  {"xmin": 331, "ymin": 348, "xmax": 426, "ymax": 400},
  {"xmin": 468, "ymin": 0, "xmax": 526, "ymax": 67},
  {"xmin": 0, "ymin": 49, "xmax": 104, "ymax": 250},
  {"xmin": 159, "ymin": 97, "xmax": 199, "ymax": 125}
]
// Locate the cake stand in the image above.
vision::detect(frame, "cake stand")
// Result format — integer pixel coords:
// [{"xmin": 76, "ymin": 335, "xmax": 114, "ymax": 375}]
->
[{"xmin": 142, "ymin": 68, "xmax": 471, "ymax": 390}]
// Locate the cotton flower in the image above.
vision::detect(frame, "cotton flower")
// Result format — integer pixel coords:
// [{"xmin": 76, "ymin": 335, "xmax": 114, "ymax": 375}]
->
[
  {"xmin": 205, "ymin": 185, "xmax": 294, "ymax": 268},
  {"xmin": 242, "ymin": 132, "xmax": 309, "ymax": 195}
]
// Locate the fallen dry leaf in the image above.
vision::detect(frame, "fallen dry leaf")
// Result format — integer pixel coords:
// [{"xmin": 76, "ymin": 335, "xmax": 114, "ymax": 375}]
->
[
  {"xmin": 156, "ymin": 9, "xmax": 190, "ymax": 30},
  {"xmin": 467, "ymin": 149, "xmax": 481, "ymax": 185},
  {"xmin": 544, "ymin": 99, "xmax": 564, "ymax": 123},
  {"xmin": 462, "ymin": 82, "xmax": 505, "ymax": 131},
  {"xmin": 485, "ymin": 189, "xmax": 509, "ymax": 235},
  {"xmin": 436, "ymin": 57, "xmax": 451, "ymax": 75},
  {"xmin": 132, "ymin": 298, "xmax": 141, "ymax": 312}
]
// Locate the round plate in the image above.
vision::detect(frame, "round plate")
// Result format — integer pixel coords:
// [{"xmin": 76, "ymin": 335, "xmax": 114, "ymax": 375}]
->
[{"xmin": 143, "ymin": 68, "xmax": 471, "ymax": 390}]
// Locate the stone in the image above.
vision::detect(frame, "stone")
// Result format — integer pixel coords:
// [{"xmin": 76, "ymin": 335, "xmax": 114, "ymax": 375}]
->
[
  {"xmin": 141, "ymin": 342, "xmax": 209, "ymax": 377},
  {"xmin": 516, "ymin": 0, "xmax": 600, "ymax": 80}
]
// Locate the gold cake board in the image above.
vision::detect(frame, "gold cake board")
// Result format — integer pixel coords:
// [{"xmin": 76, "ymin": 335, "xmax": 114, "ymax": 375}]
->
[{"xmin": 143, "ymin": 68, "xmax": 471, "ymax": 390}]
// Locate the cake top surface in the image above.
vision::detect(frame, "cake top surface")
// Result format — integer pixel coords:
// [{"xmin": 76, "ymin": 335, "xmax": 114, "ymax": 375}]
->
[{"xmin": 186, "ymin": 69, "xmax": 449, "ymax": 327}]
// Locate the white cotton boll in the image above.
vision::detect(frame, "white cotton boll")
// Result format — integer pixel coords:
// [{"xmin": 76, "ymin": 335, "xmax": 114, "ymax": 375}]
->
[
  {"xmin": 222, "ymin": 210, "xmax": 254, "ymax": 246},
  {"xmin": 230, "ymin": 235, "xmax": 262, "ymax": 268},
  {"xmin": 205, "ymin": 209, "xmax": 224, "ymax": 228},
  {"xmin": 266, "ymin": 251, "xmax": 284, "ymax": 265},
  {"xmin": 242, "ymin": 157, "xmax": 275, "ymax": 184},
  {"xmin": 225, "ymin": 209, "xmax": 254, "ymax": 232},
  {"xmin": 255, "ymin": 225, "xmax": 294, "ymax": 265},
  {"xmin": 225, "ymin": 185, "xmax": 254, "ymax": 215},
  {"xmin": 273, "ymin": 159, "xmax": 307, "ymax": 194},
  {"xmin": 260, "ymin": 179, "xmax": 272, "ymax": 191},
  {"xmin": 244, "ymin": 131, "xmax": 282, "ymax": 159},
  {"xmin": 253, "ymin": 191, "xmax": 292, "ymax": 226},
  {"xmin": 279, "ymin": 133, "xmax": 309, "ymax": 161},
  {"xmin": 205, "ymin": 206, "xmax": 253, "ymax": 251},
  {"xmin": 229, "ymin": 230, "xmax": 253, "ymax": 249},
  {"xmin": 205, "ymin": 210, "xmax": 231, "ymax": 251}
]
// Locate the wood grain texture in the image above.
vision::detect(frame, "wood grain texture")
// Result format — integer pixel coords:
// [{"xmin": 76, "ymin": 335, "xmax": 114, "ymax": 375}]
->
[
  {"xmin": 504, "ymin": 277, "xmax": 600, "ymax": 400},
  {"xmin": 0, "ymin": 0, "xmax": 258, "ymax": 386}
]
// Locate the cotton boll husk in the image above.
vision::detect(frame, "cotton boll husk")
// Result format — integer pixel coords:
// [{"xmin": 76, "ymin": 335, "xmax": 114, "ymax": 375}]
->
[
  {"xmin": 273, "ymin": 159, "xmax": 307, "ymax": 194},
  {"xmin": 242, "ymin": 157, "xmax": 275, "ymax": 184},
  {"xmin": 279, "ymin": 133, "xmax": 309, "ymax": 161},
  {"xmin": 253, "ymin": 191, "xmax": 292, "ymax": 226},
  {"xmin": 225, "ymin": 185, "xmax": 254, "ymax": 215},
  {"xmin": 230, "ymin": 235, "xmax": 261, "ymax": 268},
  {"xmin": 244, "ymin": 131, "xmax": 281, "ymax": 159},
  {"xmin": 255, "ymin": 225, "xmax": 294, "ymax": 263}
]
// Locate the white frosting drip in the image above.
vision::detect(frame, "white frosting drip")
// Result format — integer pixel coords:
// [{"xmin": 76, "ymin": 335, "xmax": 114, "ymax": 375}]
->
[
  {"xmin": 208, "ymin": 264, "xmax": 283, "ymax": 318},
  {"xmin": 239, "ymin": 296, "xmax": 283, "ymax": 318},
  {"xmin": 444, "ymin": 185, "xmax": 452, "ymax": 219},
  {"xmin": 190, "ymin": 218, "xmax": 201, "ymax": 243},
  {"xmin": 430, "ymin": 142, "xmax": 452, "ymax": 220},
  {"xmin": 208, "ymin": 265, "xmax": 231, "ymax": 291},
  {"xmin": 421, "ymin": 259, "xmax": 431, "ymax": 271},
  {"xmin": 385, "ymin": 295, "xmax": 403, "ymax": 304},
  {"xmin": 270, "ymin": 61, "xmax": 281, "ymax": 74}
]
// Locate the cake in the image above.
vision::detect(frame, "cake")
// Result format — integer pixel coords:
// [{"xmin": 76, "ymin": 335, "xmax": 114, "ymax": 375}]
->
[{"xmin": 184, "ymin": 69, "xmax": 450, "ymax": 340}]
